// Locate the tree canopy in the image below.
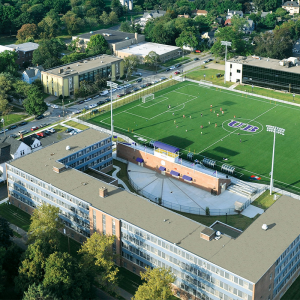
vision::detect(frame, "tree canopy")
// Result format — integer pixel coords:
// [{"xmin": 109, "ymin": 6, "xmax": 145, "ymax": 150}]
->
[
  {"xmin": 23, "ymin": 85, "xmax": 48, "ymax": 116},
  {"xmin": 123, "ymin": 55, "xmax": 140, "ymax": 78},
  {"xmin": 0, "ymin": 217, "xmax": 13, "ymax": 249},
  {"xmin": 86, "ymin": 34, "xmax": 109, "ymax": 55}
]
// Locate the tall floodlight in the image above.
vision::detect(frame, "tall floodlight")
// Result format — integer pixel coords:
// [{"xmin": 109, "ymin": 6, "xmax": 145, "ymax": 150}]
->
[
  {"xmin": 266, "ymin": 125, "xmax": 285, "ymax": 195},
  {"xmin": 221, "ymin": 41, "xmax": 232, "ymax": 84},
  {"xmin": 107, "ymin": 81, "xmax": 118, "ymax": 138}
]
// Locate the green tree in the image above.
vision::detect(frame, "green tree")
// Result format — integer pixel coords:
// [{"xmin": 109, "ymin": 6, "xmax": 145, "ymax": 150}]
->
[
  {"xmin": 78, "ymin": 232, "xmax": 118, "ymax": 291},
  {"xmin": 231, "ymin": 15, "xmax": 248, "ymax": 32},
  {"xmin": 123, "ymin": 55, "xmax": 140, "ymax": 78},
  {"xmin": 99, "ymin": 11, "xmax": 110, "ymax": 25},
  {"xmin": 175, "ymin": 31, "xmax": 198, "ymax": 50},
  {"xmin": 27, "ymin": 4, "xmax": 46, "ymax": 24},
  {"xmin": 61, "ymin": 11, "xmax": 84, "ymax": 35},
  {"xmin": 0, "ymin": 217, "xmax": 13, "ymax": 249},
  {"xmin": 111, "ymin": 0, "xmax": 123, "ymax": 17},
  {"xmin": 0, "ymin": 6, "xmax": 19, "ymax": 35},
  {"xmin": 120, "ymin": 21, "xmax": 133, "ymax": 32},
  {"xmin": 32, "ymin": 38, "xmax": 65, "ymax": 69},
  {"xmin": 0, "ymin": 50, "xmax": 18, "ymax": 75},
  {"xmin": 0, "ymin": 247, "xmax": 6, "ymax": 294},
  {"xmin": 43, "ymin": 252, "xmax": 95, "ymax": 299},
  {"xmin": 86, "ymin": 34, "xmax": 109, "ymax": 55},
  {"xmin": 144, "ymin": 51, "xmax": 161, "ymax": 71},
  {"xmin": 109, "ymin": 11, "xmax": 119, "ymax": 24},
  {"xmin": 38, "ymin": 10, "xmax": 61, "ymax": 39},
  {"xmin": 61, "ymin": 52, "xmax": 87, "ymax": 64},
  {"xmin": 132, "ymin": 267, "xmax": 175, "ymax": 300},
  {"xmin": 23, "ymin": 85, "xmax": 48, "ymax": 116},
  {"xmin": 28, "ymin": 203, "xmax": 63, "ymax": 243},
  {"xmin": 16, "ymin": 24, "xmax": 38, "ymax": 43},
  {"xmin": 3, "ymin": 244, "xmax": 24, "ymax": 281},
  {"xmin": 23, "ymin": 283, "xmax": 59, "ymax": 300}
]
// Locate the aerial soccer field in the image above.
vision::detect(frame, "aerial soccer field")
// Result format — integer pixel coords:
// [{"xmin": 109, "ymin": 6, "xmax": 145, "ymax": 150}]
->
[{"xmin": 89, "ymin": 81, "xmax": 300, "ymax": 192}]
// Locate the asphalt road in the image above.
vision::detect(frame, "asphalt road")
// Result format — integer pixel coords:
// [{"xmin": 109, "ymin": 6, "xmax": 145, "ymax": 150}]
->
[{"xmin": 1, "ymin": 53, "xmax": 213, "ymax": 138}]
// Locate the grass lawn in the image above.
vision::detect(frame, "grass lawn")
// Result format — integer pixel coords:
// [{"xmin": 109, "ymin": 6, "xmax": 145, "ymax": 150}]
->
[
  {"xmin": 1, "ymin": 113, "xmax": 29, "ymax": 128},
  {"xmin": 0, "ymin": 203, "xmax": 31, "ymax": 232},
  {"xmin": 64, "ymin": 120, "xmax": 89, "ymax": 130},
  {"xmin": 162, "ymin": 56, "xmax": 191, "ymax": 67},
  {"xmin": 88, "ymin": 81, "xmax": 300, "ymax": 193},
  {"xmin": 113, "ymin": 160, "xmax": 136, "ymax": 193},
  {"xmin": 9, "ymin": 105, "xmax": 25, "ymax": 113},
  {"xmin": 251, "ymin": 190, "xmax": 281, "ymax": 210},
  {"xmin": 117, "ymin": 267, "xmax": 144, "ymax": 295},
  {"xmin": 235, "ymin": 84, "xmax": 300, "ymax": 104},
  {"xmin": 0, "ymin": 35, "xmax": 17, "ymax": 45},
  {"xmin": 186, "ymin": 68, "xmax": 232, "ymax": 87},
  {"xmin": 52, "ymin": 96, "xmax": 75, "ymax": 105},
  {"xmin": 137, "ymin": 64, "xmax": 161, "ymax": 72}
]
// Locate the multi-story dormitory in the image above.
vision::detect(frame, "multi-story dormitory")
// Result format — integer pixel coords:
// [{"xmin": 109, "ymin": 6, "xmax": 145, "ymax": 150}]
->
[{"xmin": 6, "ymin": 128, "xmax": 300, "ymax": 300}]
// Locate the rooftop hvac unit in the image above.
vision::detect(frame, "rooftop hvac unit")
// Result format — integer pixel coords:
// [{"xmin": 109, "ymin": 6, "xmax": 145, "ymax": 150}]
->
[
  {"xmin": 66, "ymin": 145, "xmax": 70, "ymax": 151},
  {"xmin": 262, "ymin": 224, "xmax": 268, "ymax": 230}
]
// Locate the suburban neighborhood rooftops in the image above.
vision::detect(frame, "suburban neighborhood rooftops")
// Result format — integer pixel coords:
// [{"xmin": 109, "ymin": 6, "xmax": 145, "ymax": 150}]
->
[
  {"xmin": 5, "ymin": 42, "xmax": 39, "ymax": 52},
  {"xmin": 117, "ymin": 42, "xmax": 180, "ymax": 56},
  {"xmin": 9, "ymin": 129, "xmax": 300, "ymax": 283},
  {"xmin": 43, "ymin": 54, "xmax": 122, "ymax": 77},
  {"xmin": 73, "ymin": 29, "xmax": 141, "ymax": 44}
]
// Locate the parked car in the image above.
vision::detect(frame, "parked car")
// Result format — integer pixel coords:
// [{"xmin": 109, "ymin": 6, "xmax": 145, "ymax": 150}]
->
[
  {"xmin": 89, "ymin": 103, "xmax": 97, "ymax": 109},
  {"xmin": 31, "ymin": 126, "xmax": 39, "ymax": 131},
  {"xmin": 97, "ymin": 100, "xmax": 105, "ymax": 105},
  {"xmin": 207, "ymin": 58, "xmax": 213, "ymax": 62},
  {"xmin": 117, "ymin": 94, "xmax": 124, "ymax": 98},
  {"xmin": 146, "ymin": 83, "xmax": 152, "ymax": 87},
  {"xmin": 8, "ymin": 125, "xmax": 18, "ymax": 130},
  {"xmin": 166, "ymin": 68, "xmax": 170, "ymax": 71},
  {"xmin": 46, "ymin": 103, "xmax": 51, "ymax": 107},
  {"xmin": 77, "ymin": 100, "xmax": 84, "ymax": 104},
  {"xmin": 18, "ymin": 121, "xmax": 28, "ymax": 126},
  {"xmin": 160, "ymin": 76, "xmax": 167, "ymax": 81},
  {"xmin": 35, "ymin": 115, "xmax": 44, "ymax": 120},
  {"xmin": 85, "ymin": 97, "xmax": 92, "ymax": 102},
  {"xmin": 140, "ymin": 84, "xmax": 147, "ymax": 88},
  {"xmin": 49, "ymin": 128, "xmax": 56, "ymax": 133},
  {"xmin": 73, "ymin": 110, "xmax": 82, "ymax": 114},
  {"xmin": 136, "ymin": 78, "xmax": 142, "ymax": 83},
  {"xmin": 44, "ymin": 130, "xmax": 51, "ymax": 135},
  {"xmin": 9, "ymin": 134, "xmax": 17, "ymax": 138},
  {"xmin": 169, "ymin": 66, "xmax": 175, "ymax": 70},
  {"xmin": 32, "ymin": 134, "xmax": 41, "ymax": 140},
  {"xmin": 175, "ymin": 63, "xmax": 181, "ymax": 68},
  {"xmin": 195, "ymin": 50, "xmax": 201, "ymax": 53},
  {"xmin": 93, "ymin": 95, "xmax": 99, "ymax": 99},
  {"xmin": 133, "ymin": 87, "xmax": 139, "ymax": 92},
  {"xmin": 100, "ymin": 90, "xmax": 109, "ymax": 96},
  {"xmin": 174, "ymin": 71, "xmax": 180, "ymax": 75},
  {"xmin": 91, "ymin": 109, "xmax": 99, "ymax": 114},
  {"xmin": 65, "ymin": 128, "xmax": 73, "ymax": 133},
  {"xmin": 134, "ymin": 72, "xmax": 142, "ymax": 76},
  {"xmin": 0, "ymin": 129, "xmax": 9, "ymax": 134},
  {"xmin": 194, "ymin": 58, "xmax": 199, "ymax": 61},
  {"xmin": 51, "ymin": 104, "xmax": 58, "ymax": 109},
  {"xmin": 152, "ymin": 80, "xmax": 159, "ymax": 84},
  {"xmin": 104, "ymin": 98, "xmax": 110, "ymax": 103},
  {"xmin": 37, "ymin": 132, "xmax": 46, "ymax": 138}
]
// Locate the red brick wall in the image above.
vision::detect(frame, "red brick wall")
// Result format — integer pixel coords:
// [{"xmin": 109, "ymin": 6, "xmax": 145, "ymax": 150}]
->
[
  {"xmin": 117, "ymin": 143, "xmax": 230, "ymax": 195},
  {"xmin": 89, "ymin": 207, "xmax": 121, "ymax": 266}
]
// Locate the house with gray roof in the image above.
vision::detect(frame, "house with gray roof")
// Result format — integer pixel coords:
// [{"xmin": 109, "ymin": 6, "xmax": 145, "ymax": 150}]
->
[
  {"xmin": 138, "ymin": 10, "xmax": 167, "ymax": 27},
  {"xmin": 282, "ymin": 0, "xmax": 299, "ymax": 15},
  {"xmin": 22, "ymin": 66, "xmax": 44, "ymax": 84}
]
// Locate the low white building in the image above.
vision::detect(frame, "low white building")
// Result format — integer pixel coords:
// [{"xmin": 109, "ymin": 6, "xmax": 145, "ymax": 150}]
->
[
  {"xmin": 115, "ymin": 42, "xmax": 181, "ymax": 62},
  {"xmin": 226, "ymin": 9, "xmax": 244, "ymax": 19},
  {"xmin": 282, "ymin": 1, "xmax": 300, "ymax": 15},
  {"xmin": 138, "ymin": 10, "xmax": 166, "ymax": 28}
]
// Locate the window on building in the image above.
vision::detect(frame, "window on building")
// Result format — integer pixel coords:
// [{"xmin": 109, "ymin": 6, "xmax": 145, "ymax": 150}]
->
[
  {"xmin": 237, "ymin": 69, "xmax": 241, "ymax": 73},
  {"xmin": 112, "ymin": 219, "xmax": 116, "ymax": 235},
  {"xmin": 230, "ymin": 64, "xmax": 232, "ymax": 68},
  {"xmin": 102, "ymin": 214, "xmax": 106, "ymax": 235},
  {"xmin": 93, "ymin": 210, "xmax": 96, "ymax": 231}
]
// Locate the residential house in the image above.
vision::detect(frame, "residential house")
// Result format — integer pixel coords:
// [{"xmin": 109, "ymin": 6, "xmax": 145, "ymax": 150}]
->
[
  {"xmin": 0, "ymin": 136, "xmax": 37, "ymax": 182},
  {"xmin": 282, "ymin": 1, "xmax": 300, "ymax": 15},
  {"xmin": 138, "ymin": 10, "xmax": 166, "ymax": 27},
  {"xmin": 201, "ymin": 30, "xmax": 217, "ymax": 46},
  {"xmin": 215, "ymin": 16, "xmax": 225, "ymax": 26},
  {"xmin": 22, "ymin": 136, "xmax": 42, "ymax": 152},
  {"xmin": 226, "ymin": 9, "xmax": 244, "ymax": 19},
  {"xmin": 177, "ymin": 14, "xmax": 190, "ymax": 18},
  {"xmin": 261, "ymin": 11, "xmax": 272, "ymax": 18},
  {"xmin": 0, "ymin": 42, "xmax": 39, "ymax": 68},
  {"xmin": 243, "ymin": 19, "xmax": 255, "ymax": 34},
  {"xmin": 224, "ymin": 19, "xmax": 232, "ymax": 26},
  {"xmin": 191, "ymin": 9, "xmax": 208, "ymax": 16},
  {"xmin": 22, "ymin": 66, "xmax": 44, "ymax": 84}
]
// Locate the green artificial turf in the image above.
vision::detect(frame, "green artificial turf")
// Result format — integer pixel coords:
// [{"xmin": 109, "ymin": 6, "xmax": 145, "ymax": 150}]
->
[{"xmin": 89, "ymin": 81, "xmax": 300, "ymax": 193}]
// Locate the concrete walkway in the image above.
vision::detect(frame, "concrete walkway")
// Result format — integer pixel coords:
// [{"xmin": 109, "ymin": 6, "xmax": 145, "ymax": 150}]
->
[
  {"xmin": 241, "ymin": 205, "xmax": 264, "ymax": 218},
  {"xmin": 111, "ymin": 166, "xmax": 130, "ymax": 192},
  {"xmin": 9, "ymin": 223, "xmax": 28, "ymax": 250}
]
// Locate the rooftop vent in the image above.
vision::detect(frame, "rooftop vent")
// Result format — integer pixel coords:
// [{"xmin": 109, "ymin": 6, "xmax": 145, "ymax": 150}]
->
[
  {"xmin": 262, "ymin": 224, "xmax": 268, "ymax": 230},
  {"xmin": 200, "ymin": 227, "xmax": 216, "ymax": 241},
  {"xmin": 66, "ymin": 145, "xmax": 70, "ymax": 151},
  {"xmin": 77, "ymin": 64, "xmax": 79, "ymax": 66}
]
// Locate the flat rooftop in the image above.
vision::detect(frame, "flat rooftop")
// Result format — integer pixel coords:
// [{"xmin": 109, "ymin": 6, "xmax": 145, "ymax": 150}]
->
[
  {"xmin": 229, "ymin": 55, "xmax": 300, "ymax": 74},
  {"xmin": 43, "ymin": 55, "xmax": 122, "ymax": 77},
  {"xmin": 9, "ymin": 129, "xmax": 300, "ymax": 283},
  {"xmin": 118, "ymin": 42, "xmax": 180, "ymax": 57},
  {"xmin": 6, "ymin": 42, "xmax": 39, "ymax": 52},
  {"xmin": 73, "ymin": 29, "xmax": 141, "ymax": 44}
]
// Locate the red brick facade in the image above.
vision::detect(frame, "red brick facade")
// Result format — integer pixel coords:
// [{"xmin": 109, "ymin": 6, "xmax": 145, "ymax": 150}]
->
[{"xmin": 117, "ymin": 143, "xmax": 230, "ymax": 195}]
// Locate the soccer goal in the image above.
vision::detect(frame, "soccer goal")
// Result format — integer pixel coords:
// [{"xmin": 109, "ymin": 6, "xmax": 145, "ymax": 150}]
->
[{"xmin": 142, "ymin": 93, "xmax": 154, "ymax": 103}]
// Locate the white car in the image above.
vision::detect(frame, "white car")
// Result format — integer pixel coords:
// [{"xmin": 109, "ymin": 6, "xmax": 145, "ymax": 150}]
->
[
  {"xmin": 49, "ymin": 128, "xmax": 56, "ymax": 133},
  {"xmin": 100, "ymin": 90, "xmax": 109, "ymax": 96},
  {"xmin": 169, "ymin": 66, "xmax": 175, "ymax": 70},
  {"xmin": 46, "ymin": 103, "xmax": 51, "ymax": 107},
  {"xmin": 51, "ymin": 104, "xmax": 58, "ymax": 109},
  {"xmin": 89, "ymin": 103, "xmax": 97, "ymax": 109},
  {"xmin": 85, "ymin": 97, "xmax": 92, "ymax": 102}
]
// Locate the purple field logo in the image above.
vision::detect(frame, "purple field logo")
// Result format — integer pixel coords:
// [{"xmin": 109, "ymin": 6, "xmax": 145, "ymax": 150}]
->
[{"xmin": 228, "ymin": 120, "xmax": 259, "ymax": 132}]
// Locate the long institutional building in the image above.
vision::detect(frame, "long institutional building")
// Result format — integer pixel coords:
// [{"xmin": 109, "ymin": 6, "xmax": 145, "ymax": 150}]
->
[
  {"xmin": 41, "ymin": 54, "xmax": 124, "ymax": 97},
  {"xmin": 6, "ymin": 129, "xmax": 300, "ymax": 300},
  {"xmin": 225, "ymin": 55, "xmax": 300, "ymax": 94}
]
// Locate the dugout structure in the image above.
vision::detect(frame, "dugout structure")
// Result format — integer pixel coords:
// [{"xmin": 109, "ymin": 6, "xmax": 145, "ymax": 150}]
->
[
  {"xmin": 142, "ymin": 93, "xmax": 154, "ymax": 103},
  {"xmin": 153, "ymin": 141, "xmax": 180, "ymax": 163}
]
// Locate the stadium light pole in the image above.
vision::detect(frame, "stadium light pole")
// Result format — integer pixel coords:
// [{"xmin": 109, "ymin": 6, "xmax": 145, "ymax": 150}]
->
[
  {"xmin": 107, "ymin": 80, "xmax": 118, "ymax": 138},
  {"xmin": 221, "ymin": 41, "xmax": 232, "ymax": 85},
  {"xmin": 266, "ymin": 125, "xmax": 285, "ymax": 195}
]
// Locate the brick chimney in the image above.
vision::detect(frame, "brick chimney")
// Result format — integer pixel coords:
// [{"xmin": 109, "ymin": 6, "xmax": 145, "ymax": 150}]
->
[{"xmin": 99, "ymin": 187, "xmax": 108, "ymax": 198}]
